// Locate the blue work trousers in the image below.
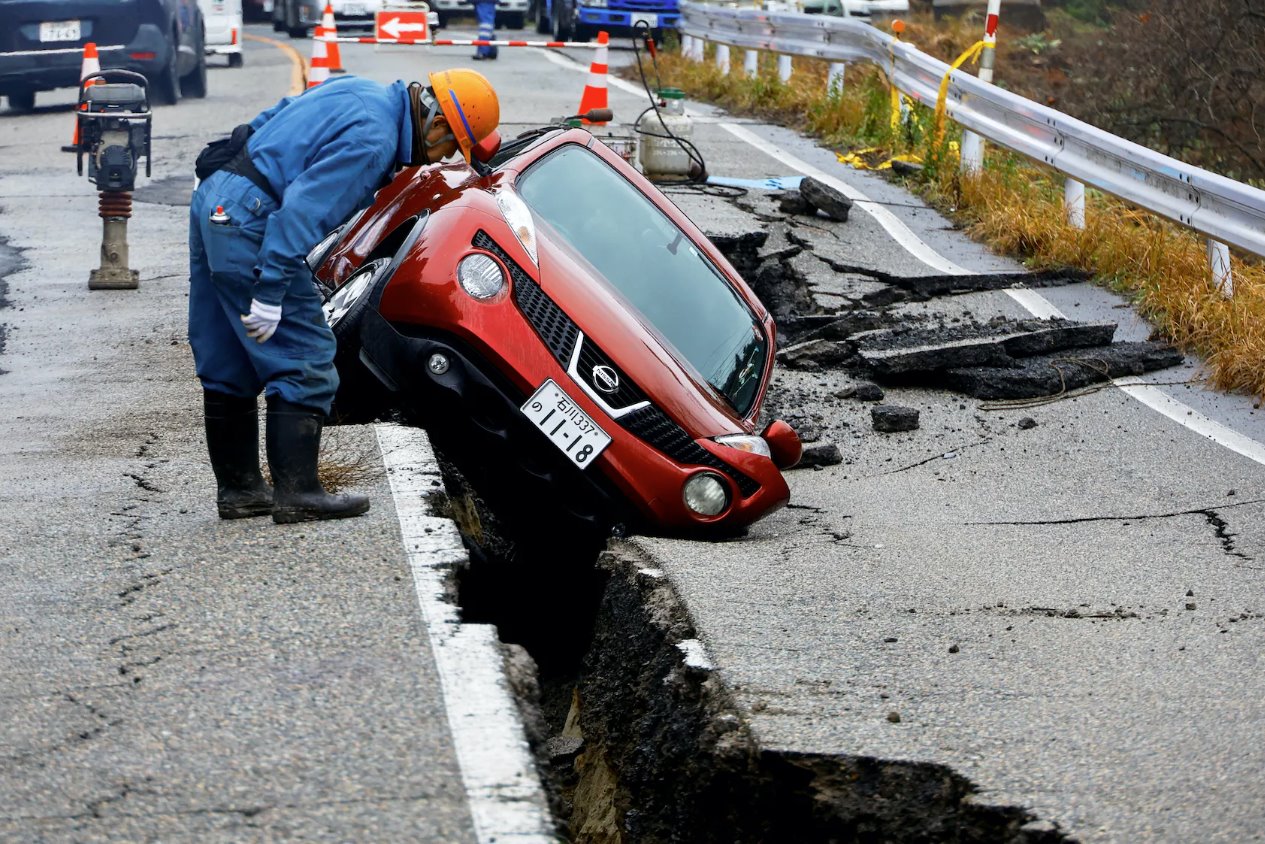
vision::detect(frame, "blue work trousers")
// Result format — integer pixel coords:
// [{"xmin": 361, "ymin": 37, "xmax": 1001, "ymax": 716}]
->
[
  {"xmin": 475, "ymin": 0, "xmax": 498, "ymax": 57},
  {"xmin": 188, "ymin": 170, "xmax": 338, "ymax": 414}
]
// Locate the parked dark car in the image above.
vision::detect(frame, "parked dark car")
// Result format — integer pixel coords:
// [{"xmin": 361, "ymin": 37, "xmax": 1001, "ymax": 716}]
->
[{"xmin": 0, "ymin": 0, "xmax": 207, "ymax": 109}]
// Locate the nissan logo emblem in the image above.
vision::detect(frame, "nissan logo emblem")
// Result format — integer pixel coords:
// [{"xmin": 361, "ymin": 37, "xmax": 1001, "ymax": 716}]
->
[{"xmin": 592, "ymin": 365, "xmax": 620, "ymax": 394}]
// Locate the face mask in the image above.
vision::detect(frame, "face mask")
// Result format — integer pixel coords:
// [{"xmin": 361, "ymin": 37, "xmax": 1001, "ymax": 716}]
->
[{"xmin": 408, "ymin": 83, "xmax": 456, "ymax": 166}]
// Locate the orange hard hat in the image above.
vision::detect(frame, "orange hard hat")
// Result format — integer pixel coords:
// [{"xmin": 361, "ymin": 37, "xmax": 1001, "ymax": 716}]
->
[{"xmin": 428, "ymin": 68, "xmax": 500, "ymax": 163}]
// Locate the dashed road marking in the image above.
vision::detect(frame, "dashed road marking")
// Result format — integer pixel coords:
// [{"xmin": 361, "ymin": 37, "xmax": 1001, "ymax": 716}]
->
[{"xmin": 376, "ymin": 423, "xmax": 554, "ymax": 843}]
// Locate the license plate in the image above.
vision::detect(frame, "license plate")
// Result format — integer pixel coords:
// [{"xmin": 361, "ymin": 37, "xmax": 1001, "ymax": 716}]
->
[
  {"xmin": 630, "ymin": 12, "xmax": 657, "ymax": 27},
  {"xmin": 521, "ymin": 379, "xmax": 610, "ymax": 470},
  {"xmin": 39, "ymin": 20, "xmax": 81, "ymax": 42},
  {"xmin": 342, "ymin": 2, "xmax": 365, "ymax": 13}
]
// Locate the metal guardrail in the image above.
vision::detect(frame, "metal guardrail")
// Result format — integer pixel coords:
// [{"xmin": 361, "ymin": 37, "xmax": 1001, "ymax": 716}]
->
[{"xmin": 679, "ymin": 2, "xmax": 1265, "ymax": 276}]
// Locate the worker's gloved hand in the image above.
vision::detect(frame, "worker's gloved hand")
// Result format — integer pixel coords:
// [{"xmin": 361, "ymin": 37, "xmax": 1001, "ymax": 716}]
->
[{"xmin": 241, "ymin": 299, "xmax": 283, "ymax": 344}]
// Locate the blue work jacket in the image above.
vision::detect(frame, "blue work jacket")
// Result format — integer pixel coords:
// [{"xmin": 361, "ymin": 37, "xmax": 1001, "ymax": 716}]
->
[{"xmin": 245, "ymin": 75, "xmax": 414, "ymax": 306}]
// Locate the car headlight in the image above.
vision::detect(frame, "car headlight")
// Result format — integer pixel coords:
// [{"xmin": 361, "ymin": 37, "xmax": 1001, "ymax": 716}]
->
[
  {"xmin": 495, "ymin": 188, "xmax": 538, "ymax": 266},
  {"xmin": 714, "ymin": 434, "xmax": 771, "ymax": 459},
  {"xmin": 587, "ymin": 0, "xmax": 607, "ymax": 7},
  {"xmin": 458, "ymin": 253, "xmax": 507, "ymax": 299},
  {"xmin": 305, "ymin": 228, "xmax": 341, "ymax": 272},
  {"xmin": 683, "ymin": 472, "xmax": 729, "ymax": 517}
]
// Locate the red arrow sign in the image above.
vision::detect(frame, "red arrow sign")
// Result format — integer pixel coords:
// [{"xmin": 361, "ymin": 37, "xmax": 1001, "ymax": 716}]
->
[{"xmin": 375, "ymin": 9, "xmax": 429, "ymax": 42}]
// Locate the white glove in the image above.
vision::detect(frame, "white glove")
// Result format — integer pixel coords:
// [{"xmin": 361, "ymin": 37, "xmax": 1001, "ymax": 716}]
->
[{"xmin": 241, "ymin": 299, "xmax": 283, "ymax": 344}]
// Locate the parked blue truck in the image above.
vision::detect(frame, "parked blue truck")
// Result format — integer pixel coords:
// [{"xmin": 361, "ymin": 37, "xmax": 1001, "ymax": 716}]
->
[{"xmin": 532, "ymin": 0, "xmax": 677, "ymax": 42}]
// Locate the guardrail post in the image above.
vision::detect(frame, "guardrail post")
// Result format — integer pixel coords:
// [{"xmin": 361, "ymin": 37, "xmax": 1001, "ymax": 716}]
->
[
  {"xmin": 682, "ymin": 34, "xmax": 694, "ymax": 60},
  {"xmin": 744, "ymin": 48, "xmax": 759, "ymax": 78},
  {"xmin": 1064, "ymin": 179, "xmax": 1085, "ymax": 229},
  {"xmin": 716, "ymin": 44, "xmax": 730, "ymax": 74},
  {"xmin": 695, "ymin": 36, "xmax": 707, "ymax": 62},
  {"xmin": 1209, "ymin": 239, "xmax": 1233, "ymax": 296},
  {"xmin": 777, "ymin": 54, "xmax": 792, "ymax": 82},
  {"xmin": 960, "ymin": 0, "xmax": 1001, "ymax": 174},
  {"xmin": 828, "ymin": 62, "xmax": 846, "ymax": 95}
]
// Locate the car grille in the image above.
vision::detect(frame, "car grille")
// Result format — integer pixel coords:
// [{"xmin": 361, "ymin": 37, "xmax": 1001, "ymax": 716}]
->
[
  {"xmin": 475, "ymin": 231, "xmax": 577, "ymax": 364},
  {"xmin": 574, "ymin": 335, "xmax": 648, "ymax": 410},
  {"xmin": 474, "ymin": 230, "xmax": 759, "ymax": 499},
  {"xmin": 609, "ymin": 0, "xmax": 677, "ymax": 10}
]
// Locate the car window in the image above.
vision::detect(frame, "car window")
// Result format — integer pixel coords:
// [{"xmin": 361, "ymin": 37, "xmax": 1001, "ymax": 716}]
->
[{"xmin": 517, "ymin": 144, "xmax": 767, "ymax": 417}]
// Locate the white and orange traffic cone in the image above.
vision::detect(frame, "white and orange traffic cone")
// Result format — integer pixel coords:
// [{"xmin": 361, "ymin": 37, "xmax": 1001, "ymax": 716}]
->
[
  {"xmin": 320, "ymin": 4, "xmax": 345, "ymax": 74},
  {"xmin": 62, "ymin": 42, "xmax": 102, "ymax": 152},
  {"xmin": 308, "ymin": 26, "xmax": 330, "ymax": 88},
  {"xmin": 576, "ymin": 30, "xmax": 609, "ymax": 125}
]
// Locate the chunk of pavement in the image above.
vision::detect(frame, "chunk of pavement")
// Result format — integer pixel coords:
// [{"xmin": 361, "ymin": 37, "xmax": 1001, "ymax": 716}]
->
[
  {"xmin": 833, "ymin": 382, "xmax": 885, "ymax": 401},
  {"xmin": 777, "ymin": 191, "xmax": 815, "ymax": 216},
  {"xmin": 799, "ymin": 176, "xmax": 853, "ymax": 222},
  {"xmin": 1017, "ymin": 417, "xmax": 1038, "ymax": 430},
  {"xmin": 884, "ymin": 268, "xmax": 1092, "ymax": 300},
  {"xmin": 890, "ymin": 159, "xmax": 924, "ymax": 177},
  {"xmin": 855, "ymin": 328, "xmax": 1012, "ymax": 375},
  {"xmin": 854, "ymin": 318, "xmax": 1118, "ymax": 376},
  {"xmin": 791, "ymin": 442, "xmax": 843, "ymax": 469},
  {"xmin": 872, "ymin": 405, "xmax": 920, "ymax": 432},
  {"xmin": 944, "ymin": 342, "xmax": 1185, "ymax": 399},
  {"xmin": 778, "ymin": 338, "xmax": 854, "ymax": 369},
  {"xmin": 780, "ymin": 311, "xmax": 890, "ymax": 344},
  {"xmin": 1000, "ymin": 319, "xmax": 1117, "ymax": 357},
  {"xmin": 544, "ymin": 735, "xmax": 584, "ymax": 761}
]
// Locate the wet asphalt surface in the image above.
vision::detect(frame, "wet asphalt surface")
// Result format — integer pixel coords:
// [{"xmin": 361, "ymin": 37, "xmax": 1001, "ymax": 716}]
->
[{"xmin": 1, "ymin": 21, "xmax": 1264, "ymax": 843}]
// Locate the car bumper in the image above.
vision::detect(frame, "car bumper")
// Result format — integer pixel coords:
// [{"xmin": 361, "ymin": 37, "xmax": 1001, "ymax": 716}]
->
[
  {"xmin": 204, "ymin": 15, "xmax": 244, "ymax": 52},
  {"xmin": 576, "ymin": 9, "xmax": 679, "ymax": 27},
  {"xmin": 431, "ymin": 0, "xmax": 528, "ymax": 12},
  {"xmin": 0, "ymin": 23, "xmax": 173, "ymax": 94}
]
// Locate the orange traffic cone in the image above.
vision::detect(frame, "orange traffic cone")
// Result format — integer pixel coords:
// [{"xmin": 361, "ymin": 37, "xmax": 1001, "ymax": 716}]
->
[
  {"xmin": 577, "ymin": 31, "xmax": 609, "ymax": 125},
  {"xmin": 320, "ymin": 4, "xmax": 345, "ymax": 74},
  {"xmin": 308, "ymin": 26, "xmax": 330, "ymax": 88},
  {"xmin": 61, "ymin": 42, "xmax": 101, "ymax": 152}
]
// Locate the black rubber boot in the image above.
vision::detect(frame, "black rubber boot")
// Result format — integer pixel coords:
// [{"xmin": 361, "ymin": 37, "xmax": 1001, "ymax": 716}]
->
[
  {"xmin": 266, "ymin": 397, "xmax": 370, "ymax": 524},
  {"xmin": 204, "ymin": 390, "xmax": 273, "ymax": 519}
]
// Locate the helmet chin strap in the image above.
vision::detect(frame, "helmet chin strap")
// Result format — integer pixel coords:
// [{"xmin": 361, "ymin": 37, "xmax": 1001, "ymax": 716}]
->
[{"xmin": 408, "ymin": 82, "xmax": 456, "ymax": 165}]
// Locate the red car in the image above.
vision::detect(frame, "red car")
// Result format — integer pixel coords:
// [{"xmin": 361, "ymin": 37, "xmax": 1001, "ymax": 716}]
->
[{"xmin": 308, "ymin": 126, "xmax": 802, "ymax": 535}]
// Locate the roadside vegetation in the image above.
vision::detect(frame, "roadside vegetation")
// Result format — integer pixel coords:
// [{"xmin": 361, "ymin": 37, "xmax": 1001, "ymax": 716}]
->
[{"xmin": 640, "ymin": 0, "xmax": 1265, "ymax": 398}]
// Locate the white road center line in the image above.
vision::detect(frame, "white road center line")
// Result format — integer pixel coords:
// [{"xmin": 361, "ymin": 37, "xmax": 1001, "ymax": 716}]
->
[
  {"xmin": 375, "ymin": 424, "xmax": 554, "ymax": 843},
  {"xmin": 719, "ymin": 121, "xmax": 1265, "ymax": 468}
]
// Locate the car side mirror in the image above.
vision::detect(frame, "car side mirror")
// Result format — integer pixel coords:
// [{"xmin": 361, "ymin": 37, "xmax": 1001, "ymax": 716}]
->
[
  {"xmin": 472, "ymin": 130, "xmax": 502, "ymax": 164},
  {"xmin": 763, "ymin": 420, "xmax": 802, "ymax": 470}
]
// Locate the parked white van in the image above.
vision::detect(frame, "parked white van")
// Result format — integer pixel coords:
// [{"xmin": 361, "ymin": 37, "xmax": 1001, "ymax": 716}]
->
[{"xmin": 198, "ymin": 0, "xmax": 245, "ymax": 66}]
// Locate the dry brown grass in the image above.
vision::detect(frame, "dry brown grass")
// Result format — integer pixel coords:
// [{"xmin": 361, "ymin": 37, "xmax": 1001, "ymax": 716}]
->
[{"xmin": 633, "ymin": 45, "xmax": 1265, "ymax": 398}]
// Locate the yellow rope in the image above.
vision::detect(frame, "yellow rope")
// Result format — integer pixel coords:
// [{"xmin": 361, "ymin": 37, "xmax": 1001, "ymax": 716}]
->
[{"xmin": 933, "ymin": 40, "xmax": 988, "ymax": 148}]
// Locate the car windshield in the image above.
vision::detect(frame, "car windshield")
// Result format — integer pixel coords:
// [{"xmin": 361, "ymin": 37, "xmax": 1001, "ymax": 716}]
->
[{"xmin": 516, "ymin": 144, "xmax": 767, "ymax": 417}]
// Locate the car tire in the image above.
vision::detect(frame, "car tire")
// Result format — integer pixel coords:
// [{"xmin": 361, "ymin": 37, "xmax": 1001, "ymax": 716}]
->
[
  {"xmin": 228, "ymin": 52, "xmax": 244, "ymax": 68},
  {"xmin": 148, "ymin": 44, "xmax": 181, "ymax": 106},
  {"xmin": 551, "ymin": 1, "xmax": 572, "ymax": 41},
  {"xmin": 325, "ymin": 259, "xmax": 394, "ymax": 424},
  {"xmin": 435, "ymin": 10, "xmax": 448, "ymax": 28},
  {"xmin": 7, "ymin": 92, "xmax": 35, "ymax": 111},
  {"xmin": 180, "ymin": 47, "xmax": 208, "ymax": 98},
  {"xmin": 502, "ymin": 11, "xmax": 525, "ymax": 28}
]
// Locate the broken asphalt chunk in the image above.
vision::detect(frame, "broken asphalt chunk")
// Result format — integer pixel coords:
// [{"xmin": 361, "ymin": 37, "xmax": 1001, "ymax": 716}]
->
[
  {"xmin": 792, "ymin": 442, "xmax": 843, "ymax": 469},
  {"xmin": 944, "ymin": 342, "xmax": 1185, "ymax": 399},
  {"xmin": 799, "ymin": 176, "xmax": 853, "ymax": 222},
  {"xmin": 883, "ymin": 268, "xmax": 1092, "ymax": 301},
  {"xmin": 777, "ymin": 338, "xmax": 855, "ymax": 370},
  {"xmin": 872, "ymin": 405, "xmax": 920, "ymax": 432},
  {"xmin": 834, "ymin": 382, "xmax": 885, "ymax": 402}
]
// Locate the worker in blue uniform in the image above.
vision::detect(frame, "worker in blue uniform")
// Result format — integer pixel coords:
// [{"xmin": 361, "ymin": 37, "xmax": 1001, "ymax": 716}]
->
[
  {"xmin": 189, "ymin": 70, "xmax": 501, "ymax": 524},
  {"xmin": 473, "ymin": 0, "xmax": 498, "ymax": 60}
]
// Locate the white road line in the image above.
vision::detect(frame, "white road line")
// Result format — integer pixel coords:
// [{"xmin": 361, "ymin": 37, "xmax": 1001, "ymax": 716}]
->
[
  {"xmin": 721, "ymin": 120, "xmax": 1265, "ymax": 469},
  {"xmin": 375, "ymin": 424, "xmax": 554, "ymax": 843}
]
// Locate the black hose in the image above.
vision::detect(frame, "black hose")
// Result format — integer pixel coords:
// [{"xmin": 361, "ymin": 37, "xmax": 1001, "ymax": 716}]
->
[{"xmin": 631, "ymin": 22, "xmax": 708, "ymax": 184}]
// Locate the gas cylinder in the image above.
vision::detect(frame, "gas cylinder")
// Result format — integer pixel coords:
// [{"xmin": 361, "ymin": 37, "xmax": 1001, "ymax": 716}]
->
[{"xmin": 636, "ymin": 88, "xmax": 694, "ymax": 178}]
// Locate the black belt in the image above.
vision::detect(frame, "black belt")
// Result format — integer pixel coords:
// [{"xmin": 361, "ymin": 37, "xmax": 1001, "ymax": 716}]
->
[{"xmin": 222, "ymin": 146, "xmax": 282, "ymax": 208}]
